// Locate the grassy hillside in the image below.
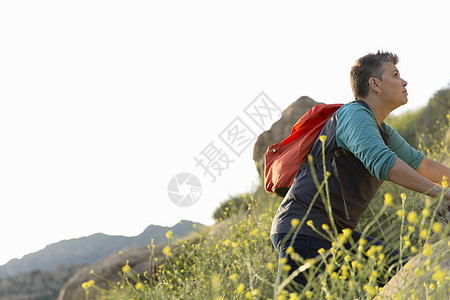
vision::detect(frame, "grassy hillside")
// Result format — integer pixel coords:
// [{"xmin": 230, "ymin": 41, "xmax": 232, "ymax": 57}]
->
[
  {"xmin": 82, "ymin": 178, "xmax": 449, "ymax": 299},
  {"xmin": 0, "ymin": 221, "xmax": 204, "ymax": 300},
  {"xmin": 80, "ymin": 93, "xmax": 449, "ymax": 299}
]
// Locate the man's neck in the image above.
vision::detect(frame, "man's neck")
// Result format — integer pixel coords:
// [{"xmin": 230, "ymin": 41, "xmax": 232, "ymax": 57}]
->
[{"xmin": 360, "ymin": 96, "xmax": 392, "ymax": 126}]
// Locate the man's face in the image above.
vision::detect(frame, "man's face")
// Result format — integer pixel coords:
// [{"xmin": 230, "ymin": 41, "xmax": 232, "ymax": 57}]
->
[{"xmin": 378, "ymin": 62, "xmax": 408, "ymax": 108}]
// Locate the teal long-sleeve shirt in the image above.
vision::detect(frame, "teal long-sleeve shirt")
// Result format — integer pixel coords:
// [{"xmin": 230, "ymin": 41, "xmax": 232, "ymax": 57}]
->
[{"xmin": 336, "ymin": 102, "xmax": 424, "ymax": 181}]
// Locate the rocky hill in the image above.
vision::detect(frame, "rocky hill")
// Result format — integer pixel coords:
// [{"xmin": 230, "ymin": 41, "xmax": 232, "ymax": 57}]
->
[{"xmin": 252, "ymin": 96, "xmax": 321, "ymax": 177}]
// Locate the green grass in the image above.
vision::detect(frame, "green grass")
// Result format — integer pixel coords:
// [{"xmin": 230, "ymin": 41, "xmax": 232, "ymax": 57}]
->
[{"xmin": 81, "ymin": 120, "xmax": 449, "ymax": 300}]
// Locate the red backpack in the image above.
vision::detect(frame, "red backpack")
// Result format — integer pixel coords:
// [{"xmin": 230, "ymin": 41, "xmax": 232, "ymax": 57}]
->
[{"xmin": 264, "ymin": 103, "xmax": 345, "ymax": 197}]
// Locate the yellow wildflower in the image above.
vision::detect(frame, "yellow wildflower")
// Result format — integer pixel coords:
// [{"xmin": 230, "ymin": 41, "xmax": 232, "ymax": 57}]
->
[
  {"xmin": 432, "ymin": 222, "xmax": 442, "ymax": 233},
  {"xmin": 422, "ymin": 208, "xmax": 431, "ymax": 218},
  {"xmin": 400, "ymin": 193, "xmax": 407, "ymax": 202},
  {"xmin": 291, "ymin": 218, "xmax": 300, "ymax": 228},
  {"xmin": 423, "ymin": 243, "xmax": 432, "ymax": 257},
  {"xmin": 414, "ymin": 268, "xmax": 425, "ymax": 276},
  {"xmin": 229, "ymin": 273, "xmax": 238, "ymax": 283},
  {"xmin": 442, "ymin": 176, "xmax": 448, "ymax": 188},
  {"xmin": 432, "ymin": 266, "xmax": 446, "ymax": 283},
  {"xmin": 282, "ymin": 264, "xmax": 291, "ymax": 272},
  {"xmin": 419, "ymin": 229, "xmax": 428, "ymax": 239},
  {"xmin": 81, "ymin": 280, "xmax": 95, "ymax": 289},
  {"xmin": 122, "ymin": 264, "xmax": 131, "ymax": 274},
  {"xmin": 305, "ymin": 290, "xmax": 313, "ymax": 299},
  {"xmin": 356, "ymin": 261, "xmax": 364, "ymax": 270},
  {"xmin": 366, "ymin": 245, "xmax": 377, "ymax": 258},
  {"xmin": 407, "ymin": 211, "xmax": 418, "ymax": 223},
  {"xmin": 364, "ymin": 283, "xmax": 377, "ymax": 296},
  {"xmin": 162, "ymin": 245, "xmax": 172, "ymax": 256},
  {"xmin": 341, "ymin": 265, "xmax": 349, "ymax": 278},
  {"xmin": 319, "ymin": 135, "xmax": 327, "ymax": 142},
  {"xmin": 135, "ymin": 282, "xmax": 144, "ymax": 291},
  {"xmin": 306, "ymin": 220, "xmax": 314, "ymax": 228},
  {"xmin": 342, "ymin": 228, "xmax": 352, "ymax": 237},
  {"xmin": 288, "ymin": 292, "xmax": 300, "ymax": 300},
  {"xmin": 371, "ymin": 270, "xmax": 379, "ymax": 281},
  {"xmin": 322, "ymin": 223, "xmax": 330, "ymax": 231},
  {"xmin": 236, "ymin": 283, "xmax": 245, "ymax": 294},
  {"xmin": 277, "ymin": 293, "xmax": 287, "ymax": 300},
  {"xmin": 338, "ymin": 228, "xmax": 352, "ymax": 243},
  {"xmin": 384, "ymin": 193, "xmax": 393, "ymax": 206},
  {"xmin": 165, "ymin": 230, "xmax": 173, "ymax": 239}
]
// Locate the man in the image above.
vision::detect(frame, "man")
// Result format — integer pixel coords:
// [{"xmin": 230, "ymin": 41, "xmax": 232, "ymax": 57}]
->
[{"xmin": 270, "ymin": 51, "xmax": 450, "ymax": 294}]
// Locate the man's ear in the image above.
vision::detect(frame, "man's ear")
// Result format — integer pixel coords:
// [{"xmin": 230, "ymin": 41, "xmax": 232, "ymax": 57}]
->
[{"xmin": 368, "ymin": 77, "xmax": 381, "ymax": 94}]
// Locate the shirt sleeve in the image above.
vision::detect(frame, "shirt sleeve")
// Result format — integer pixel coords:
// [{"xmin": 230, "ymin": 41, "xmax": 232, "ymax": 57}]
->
[
  {"xmin": 381, "ymin": 122, "xmax": 425, "ymax": 170},
  {"xmin": 336, "ymin": 103, "xmax": 397, "ymax": 181}
]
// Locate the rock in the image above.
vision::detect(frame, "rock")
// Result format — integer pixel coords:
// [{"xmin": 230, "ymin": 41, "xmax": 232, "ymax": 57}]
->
[
  {"xmin": 374, "ymin": 237, "xmax": 449, "ymax": 299},
  {"xmin": 58, "ymin": 245, "xmax": 165, "ymax": 300},
  {"xmin": 252, "ymin": 96, "xmax": 321, "ymax": 178}
]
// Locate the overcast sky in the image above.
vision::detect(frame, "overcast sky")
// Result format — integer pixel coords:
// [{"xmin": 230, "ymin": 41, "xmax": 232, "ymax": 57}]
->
[{"xmin": 1, "ymin": 0, "xmax": 450, "ymax": 265}]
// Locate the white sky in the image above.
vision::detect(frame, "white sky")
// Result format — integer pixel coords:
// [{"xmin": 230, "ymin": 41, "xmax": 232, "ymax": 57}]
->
[{"xmin": 1, "ymin": 0, "xmax": 450, "ymax": 266}]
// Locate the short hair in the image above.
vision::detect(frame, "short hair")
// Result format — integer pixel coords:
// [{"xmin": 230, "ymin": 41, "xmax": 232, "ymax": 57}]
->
[{"xmin": 350, "ymin": 51, "xmax": 399, "ymax": 99}]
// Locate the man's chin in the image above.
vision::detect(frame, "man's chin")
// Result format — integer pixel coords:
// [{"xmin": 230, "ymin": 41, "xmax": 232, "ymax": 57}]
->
[{"xmin": 401, "ymin": 97, "xmax": 408, "ymax": 106}]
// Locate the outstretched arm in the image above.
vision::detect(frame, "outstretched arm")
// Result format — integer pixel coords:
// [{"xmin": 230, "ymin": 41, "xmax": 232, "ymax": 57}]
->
[
  {"xmin": 416, "ymin": 157, "xmax": 450, "ymax": 184},
  {"xmin": 388, "ymin": 157, "xmax": 450, "ymax": 202}
]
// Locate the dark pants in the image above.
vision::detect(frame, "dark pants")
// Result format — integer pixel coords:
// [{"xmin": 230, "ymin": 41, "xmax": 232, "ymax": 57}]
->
[{"xmin": 272, "ymin": 231, "xmax": 405, "ymax": 294}]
